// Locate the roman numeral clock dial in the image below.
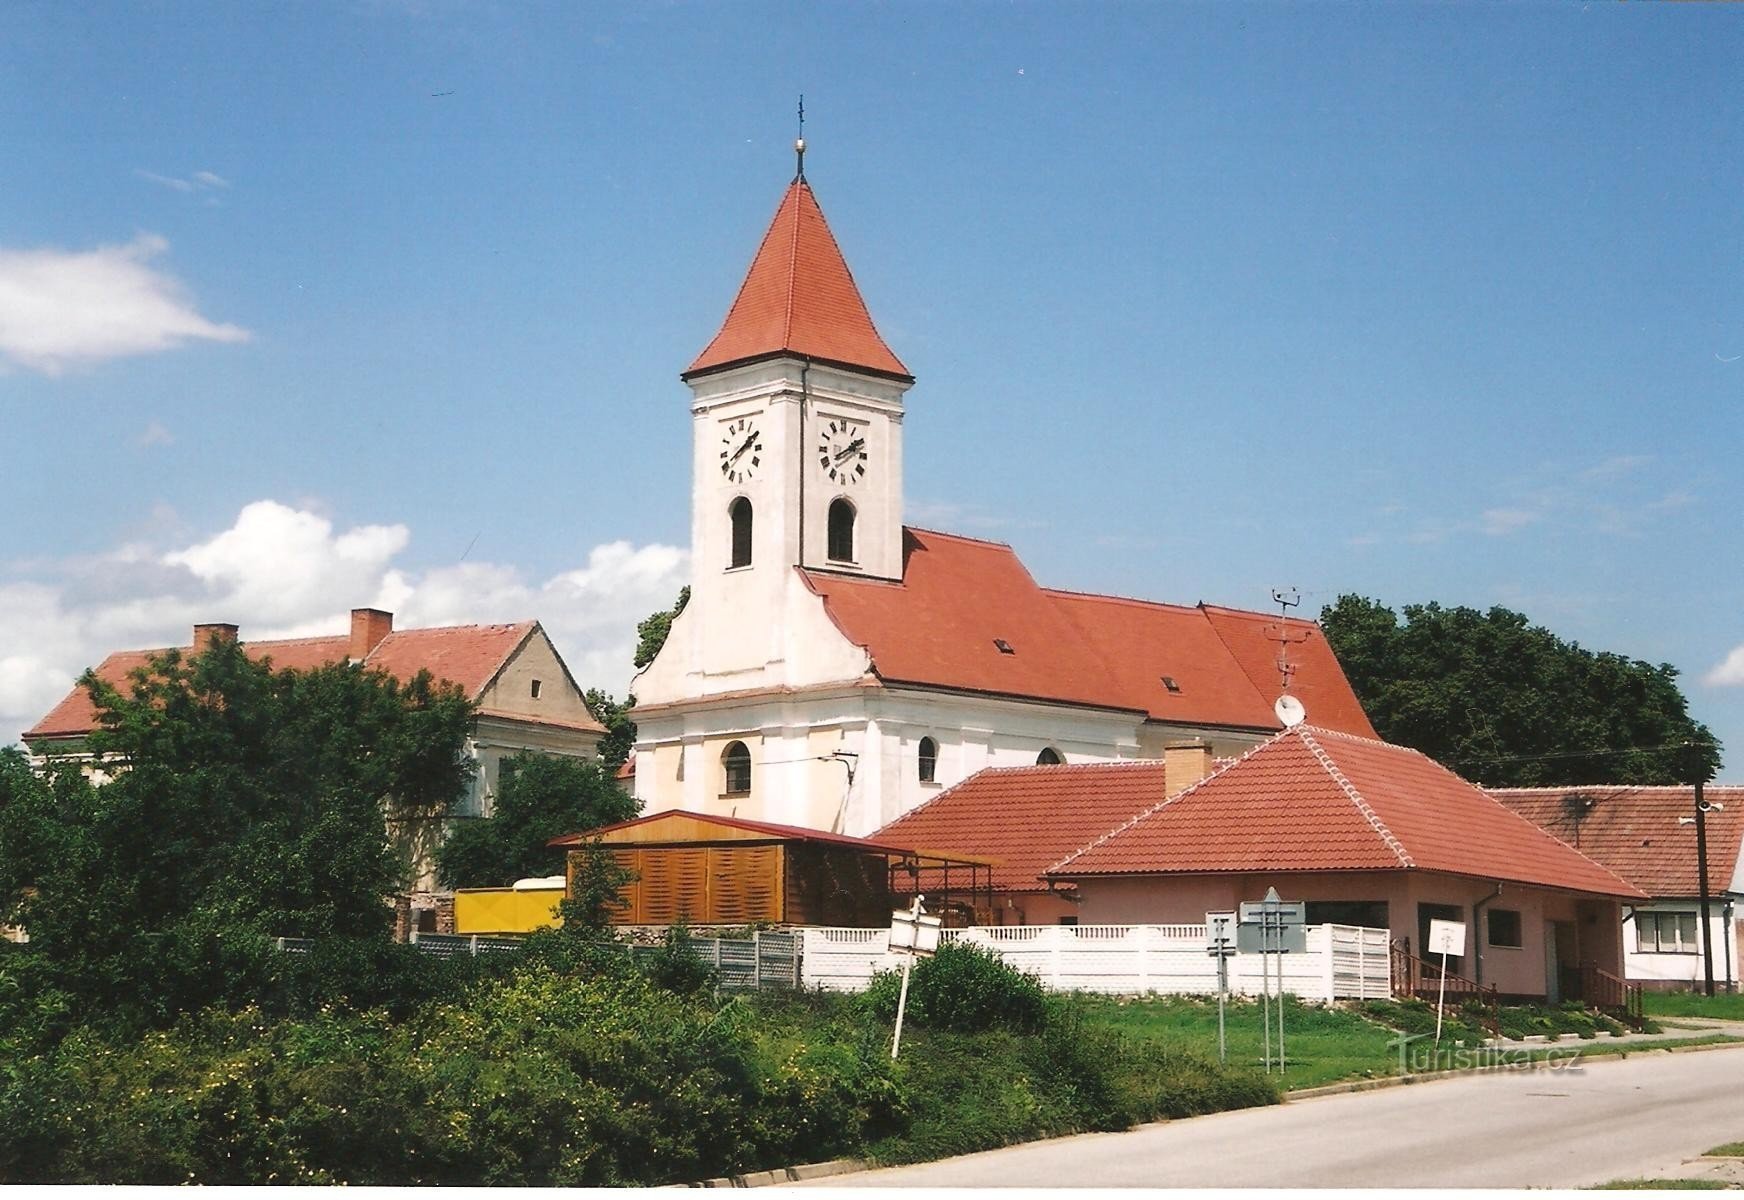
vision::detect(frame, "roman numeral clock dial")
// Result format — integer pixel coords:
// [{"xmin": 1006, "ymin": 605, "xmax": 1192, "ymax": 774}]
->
[
  {"xmin": 719, "ymin": 417, "xmax": 762, "ymax": 484},
  {"xmin": 817, "ymin": 418, "xmax": 868, "ymax": 485}
]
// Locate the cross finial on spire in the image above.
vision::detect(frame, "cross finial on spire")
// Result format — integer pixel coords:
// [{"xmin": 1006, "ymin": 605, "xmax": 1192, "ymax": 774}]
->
[{"xmin": 795, "ymin": 94, "xmax": 806, "ymax": 181}]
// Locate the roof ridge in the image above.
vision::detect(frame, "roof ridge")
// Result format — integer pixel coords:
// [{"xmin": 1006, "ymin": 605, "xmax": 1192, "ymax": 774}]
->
[
  {"xmin": 1295, "ymin": 722, "xmax": 1408, "ymax": 755},
  {"xmin": 902, "ymin": 525, "xmax": 1015, "ymax": 550},
  {"xmin": 1041, "ymin": 586, "xmax": 1203, "ymax": 614},
  {"xmin": 1297, "ymin": 727, "xmax": 1415, "ymax": 868},
  {"xmin": 1047, "ymin": 728, "xmax": 1292, "ymax": 875},
  {"xmin": 781, "ymin": 180, "xmax": 802, "ymax": 351}
]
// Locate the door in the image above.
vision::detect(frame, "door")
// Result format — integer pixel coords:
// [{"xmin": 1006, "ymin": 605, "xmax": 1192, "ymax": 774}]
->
[
  {"xmin": 1545, "ymin": 923, "xmax": 1561, "ymax": 1002},
  {"xmin": 1549, "ymin": 920, "xmax": 1580, "ymax": 1001}
]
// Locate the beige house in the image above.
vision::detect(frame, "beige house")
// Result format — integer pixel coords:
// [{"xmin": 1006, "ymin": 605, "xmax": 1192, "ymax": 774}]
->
[{"xmin": 24, "ymin": 607, "xmax": 605, "ymax": 918}]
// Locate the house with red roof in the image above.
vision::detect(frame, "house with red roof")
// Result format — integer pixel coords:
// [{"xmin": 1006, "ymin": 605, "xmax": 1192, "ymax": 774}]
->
[
  {"xmin": 631, "ymin": 160, "xmax": 1376, "ymax": 839},
  {"xmin": 1013, "ymin": 725, "xmax": 1644, "ymax": 999},
  {"xmin": 24, "ymin": 607, "xmax": 606, "ymax": 914},
  {"xmin": 1490, "ymin": 785, "xmax": 1744, "ymax": 991}
]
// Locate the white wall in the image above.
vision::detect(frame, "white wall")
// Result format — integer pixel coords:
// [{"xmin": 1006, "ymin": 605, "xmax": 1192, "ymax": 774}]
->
[{"xmin": 1624, "ymin": 902, "xmax": 1741, "ymax": 987}]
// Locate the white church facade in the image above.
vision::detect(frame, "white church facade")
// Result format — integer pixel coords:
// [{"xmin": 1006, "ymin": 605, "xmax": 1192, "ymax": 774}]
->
[{"xmin": 631, "ymin": 165, "xmax": 1378, "ymax": 839}]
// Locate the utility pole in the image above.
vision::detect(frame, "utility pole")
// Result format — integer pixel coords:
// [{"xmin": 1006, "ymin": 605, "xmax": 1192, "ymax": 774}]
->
[{"xmin": 1680, "ymin": 741, "xmax": 1718, "ymax": 998}]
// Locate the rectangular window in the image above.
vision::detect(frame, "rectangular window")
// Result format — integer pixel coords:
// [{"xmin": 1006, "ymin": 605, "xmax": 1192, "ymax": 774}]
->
[
  {"xmin": 1306, "ymin": 901, "xmax": 1389, "ymax": 930},
  {"xmin": 1058, "ymin": 915, "xmax": 1078, "ymax": 926},
  {"xmin": 1637, "ymin": 911, "xmax": 1701, "ymax": 954},
  {"xmin": 530, "ymin": 678, "xmax": 543, "ymax": 699},
  {"xmin": 1487, "ymin": 908, "xmax": 1523, "ymax": 949}
]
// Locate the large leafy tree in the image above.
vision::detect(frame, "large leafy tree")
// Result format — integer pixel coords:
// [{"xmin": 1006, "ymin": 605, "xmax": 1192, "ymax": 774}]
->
[
  {"xmin": 436, "ymin": 752, "xmax": 637, "ymax": 889},
  {"xmin": 0, "ymin": 638, "xmax": 476, "ymax": 1026},
  {"xmin": 633, "ymin": 586, "xmax": 689, "ymax": 670},
  {"xmin": 1320, "ymin": 595, "xmax": 1721, "ymax": 786}
]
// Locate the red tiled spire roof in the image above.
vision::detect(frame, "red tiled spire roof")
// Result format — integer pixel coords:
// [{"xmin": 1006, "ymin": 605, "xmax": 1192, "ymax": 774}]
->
[
  {"xmin": 684, "ymin": 179, "xmax": 910, "ymax": 382},
  {"xmin": 1047, "ymin": 726, "xmax": 1643, "ymax": 899},
  {"xmin": 1488, "ymin": 785, "xmax": 1744, "ymax": 899}
]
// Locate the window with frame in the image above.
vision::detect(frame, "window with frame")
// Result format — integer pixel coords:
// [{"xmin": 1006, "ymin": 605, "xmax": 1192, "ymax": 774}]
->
[
  {"xmin": 1487, "ymin": 908, "xmax": 1523, "ymax": 949},
  {"xmin": 721, "ymin": 741, "xmax": 752, "ymax": 796},
  {"xmin": 729, "ymin": 497, "xmax": 753, "ymax": 569},
  {"xmin": 1306, "ymin": 901, "xmax": 1389, "ymax": 930},
  {"xmin": 1036, "ymin": 747, "xmax": 1062, "ymax": 766},
  {"xmin": 918, "ymin": 736, "xmax": 938, "ymax": 784},
  {"xmin": 827, "ymin": 498, "xmax": 856, "ymax": 562},
  {"xmin": 1637, "ymin": 910, "xmax": 1700, "ymax": 954}
]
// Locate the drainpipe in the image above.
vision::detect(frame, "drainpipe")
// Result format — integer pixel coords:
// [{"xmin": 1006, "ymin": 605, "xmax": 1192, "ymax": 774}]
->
[
  {"xmin": 798, "ymin": 357, "xmax": 812, "ymax": 566},
  {"xmin": 1471, "ymin": 882, "xmax": 1504, "ymax": 987}
]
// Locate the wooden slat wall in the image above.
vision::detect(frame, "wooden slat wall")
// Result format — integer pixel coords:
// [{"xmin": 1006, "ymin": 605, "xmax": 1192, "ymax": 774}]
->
[{"xmin": 589, "ymin": 844, "xmax": 786, "ymax": 925}]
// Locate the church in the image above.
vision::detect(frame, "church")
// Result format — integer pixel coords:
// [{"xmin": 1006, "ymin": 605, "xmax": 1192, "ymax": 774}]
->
[{"xmin": 630, "ymin": 154, "xmax": 1377, "ymax": 839}]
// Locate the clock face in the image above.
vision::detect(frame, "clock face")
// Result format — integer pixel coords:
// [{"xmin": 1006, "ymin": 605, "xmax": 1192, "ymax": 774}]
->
[
  {"xmin": 817, "ymin": 418, "xmax": 868, "ymax": 486},
  {"xmin": 719, "ymin": 416, "xmax": 762, "ymax": 484}
]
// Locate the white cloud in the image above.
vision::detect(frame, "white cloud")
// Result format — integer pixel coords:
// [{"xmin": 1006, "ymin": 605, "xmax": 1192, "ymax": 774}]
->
[
  {"xmin": 0, "ymin": 233, "xmax": 249, "ymax": 374},
  {"xmin": 1480, "ymin": 507, "xmax": 1540, "ymax": 536},
  {"xmin": 0, "ymin": 500, "xmax": 689, "ymax": 745},
  {"xmin": 137, "ymin": 421, "xmax": 175, "ymax": 448},
  {"xmin": 1704, "ymin": 645, "xmax": 1744, "ymax": 688},
  {"xmin": 136, "ymin": 168, "xmax": 230, "ymax": 195}
]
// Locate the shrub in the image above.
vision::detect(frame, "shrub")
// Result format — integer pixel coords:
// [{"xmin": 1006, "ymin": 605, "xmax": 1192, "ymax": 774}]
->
[{"xmin": 862, "ymin": 941, "xmax": 1047, "ymax": 1034}]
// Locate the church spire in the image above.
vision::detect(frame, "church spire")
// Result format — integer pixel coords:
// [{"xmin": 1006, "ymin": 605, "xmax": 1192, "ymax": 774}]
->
[{"xmin": 683, "ymin": 169, "xmax": 911, "ymax": 383}]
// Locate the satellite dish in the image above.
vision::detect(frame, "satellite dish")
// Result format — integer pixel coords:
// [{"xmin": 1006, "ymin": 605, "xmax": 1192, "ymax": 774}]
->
[{"xmin": 1274, "ymin": 694, "xmax": 1307, "ymax": 728}]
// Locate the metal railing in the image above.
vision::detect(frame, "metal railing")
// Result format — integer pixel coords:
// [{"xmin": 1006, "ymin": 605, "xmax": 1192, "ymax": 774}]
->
[
  {"xmin": 1390, "ymin": 940, "xmax": 1501, "ymax": 1039},
  {"xmin": 1580, "ymin": 963, "xmax": 1647, "ymax": 1026}
]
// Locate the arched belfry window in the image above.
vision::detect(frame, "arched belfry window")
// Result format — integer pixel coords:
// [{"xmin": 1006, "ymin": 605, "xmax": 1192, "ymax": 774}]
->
[
  {"xmin": 722, "ymin": 741, "xmax": 752, "ymax": 796},
  {"xmin": 1036, "ymin": 747, "xmax": 1063, "ymax": 766},
  {"xmin": 827, "ymin": 498, "xmax": 856, "ymax": 563},
  {"xmin": 918, "ymin": 737, "xmax": 938, "ymax": 784},
  {"xmin": 729, "ymin": 497, "xmax": 753, "ymax": 569}
]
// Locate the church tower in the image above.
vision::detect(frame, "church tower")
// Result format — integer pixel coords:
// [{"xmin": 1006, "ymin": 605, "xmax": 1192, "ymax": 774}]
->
[{"xmin": 677, "ymin": 165, "xmax": 913, "ymax": 681}]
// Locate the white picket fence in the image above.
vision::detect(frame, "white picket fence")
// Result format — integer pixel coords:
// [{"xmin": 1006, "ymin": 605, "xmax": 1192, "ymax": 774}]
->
[{"xmin": 800, "ymin": 923, "xmax": 1393, "ymax": 1001}]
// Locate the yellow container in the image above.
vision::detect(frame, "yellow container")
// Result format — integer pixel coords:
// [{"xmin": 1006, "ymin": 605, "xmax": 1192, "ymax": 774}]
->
[{"xmin": 452, "ymin": 887, "xmax": 564, "ymax": 935}]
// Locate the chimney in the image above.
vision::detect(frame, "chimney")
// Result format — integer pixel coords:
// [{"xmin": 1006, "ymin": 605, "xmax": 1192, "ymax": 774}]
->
[
  {"xmin": 350, "ymin": 608, "xmax": 393, "ymax": 660},
  {"xmin": 1163, "ymin": 739, "xmax": 1213, "ymax": 796},
  {"xmin": 191, "ymin": 622, "xmax": 239, "ymax": 648}
]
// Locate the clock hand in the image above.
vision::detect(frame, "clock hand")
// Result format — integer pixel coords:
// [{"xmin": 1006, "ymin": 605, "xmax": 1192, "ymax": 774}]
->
[
  {"xmin": 832, "ymin": 437, "xmax": 865, "ymax": 464},
  {"xmin": 729, "ymin": 434, "xmax": 757, "ymax": 464}
]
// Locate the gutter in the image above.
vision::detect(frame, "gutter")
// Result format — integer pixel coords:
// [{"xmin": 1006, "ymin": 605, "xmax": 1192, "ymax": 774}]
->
[{"xmin": 1472, "ymin": 882, "xmax": 1504, "ymax": 986}]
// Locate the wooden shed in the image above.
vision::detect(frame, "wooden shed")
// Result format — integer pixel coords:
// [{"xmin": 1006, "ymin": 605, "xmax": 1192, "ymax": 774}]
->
[{"xmin": 551, "ymin": 810, "xmax": 991, "ymax": 928}]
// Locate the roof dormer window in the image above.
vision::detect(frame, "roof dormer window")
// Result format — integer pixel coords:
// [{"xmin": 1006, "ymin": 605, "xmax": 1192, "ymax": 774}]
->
[
  {"xmin": 1161, "ymin": 676, "xmax": 1181, "ymax": 693},
  {"xmin": 994, "ymin": 639, "xmax": 1015, "ymax": 655}
]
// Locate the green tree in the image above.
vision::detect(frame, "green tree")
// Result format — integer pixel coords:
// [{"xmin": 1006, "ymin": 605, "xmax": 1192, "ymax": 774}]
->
[
  {"xmin": 583, "ymin": 688, "xmax": 636, "ymax": 770},
  {"xmin": 633, "ymin": 585, "xmax": 689, "ymax": 670},
  {"xmin": 1319, "ymin": 595, "xmax": 1721, "ymax": 785},
  {"xmin": 435, "ymin": 752, "xmax": 637, "ymax": 888},
  {"xmin": 0, "ymin": 638, "xmax": 477, "ymax": 1028}
]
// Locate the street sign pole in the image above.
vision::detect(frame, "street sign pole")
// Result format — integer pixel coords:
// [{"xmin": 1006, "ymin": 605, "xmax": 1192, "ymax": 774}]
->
[
  {"xmin": 1217, "ymin": 952, "xmax": 1228, "ymax": 1066},
  {"xmin": 1435, "ymin": 947, "xmax": 1449, "ymax": 1043},
  {"xmin": 889, "ymin": 894, "xmax": 938, "ymax": 1060},
  {"xmin": 1274, "ymin": 910, "xmax": 1286, "ymax": 1079},
  {"xmin": 1261, "ymin": 927, "xmax": 1271, "ymax": 1073}
]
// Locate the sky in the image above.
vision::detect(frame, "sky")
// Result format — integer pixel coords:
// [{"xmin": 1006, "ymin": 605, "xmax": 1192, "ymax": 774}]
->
[{"xmin": 2, "ymin": 2, "xmax": 1740, "ymax": 778}]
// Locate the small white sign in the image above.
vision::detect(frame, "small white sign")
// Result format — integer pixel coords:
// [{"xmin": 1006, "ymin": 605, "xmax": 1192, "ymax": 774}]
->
[
  {"xmin": 890, "ymin": 907, "xmax": 943, "ymax": 956},
  {"xmin": 1206, "ymin": 910, "xmax": 1238, "ymax": 957},
  {"xmin": 1428, "ymin": 918, "xmax": 1467, "ymax": 957}
]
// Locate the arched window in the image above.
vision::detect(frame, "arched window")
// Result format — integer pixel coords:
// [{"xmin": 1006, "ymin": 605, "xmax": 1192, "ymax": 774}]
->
[
  {"xmin": 722, "ymin": 741, "xmax": 752, "ymax": 796},
  {"xmin": 918, "ymin": 736, "xmax": 938, "ymax": 784},
  {"xmin": 729, "ymin": 497, "xmax": 753, "ymax": 569},
  {"xmin": 827, "ymin": 497, "xmax": 856, "ymax": 562},
  {"xmin": 1036, "ymin": 747, "xmax": 1063, "ymax": 766}
]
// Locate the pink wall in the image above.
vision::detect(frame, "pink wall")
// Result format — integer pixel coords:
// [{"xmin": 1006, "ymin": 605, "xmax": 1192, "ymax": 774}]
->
[{"xmin": 1073, "ymin": 870, "xmax": 1624, "ymax": 999}]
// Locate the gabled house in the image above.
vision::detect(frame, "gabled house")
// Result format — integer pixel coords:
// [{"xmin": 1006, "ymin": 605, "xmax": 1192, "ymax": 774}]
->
[
  {"xmin": 1489, "ymin": 785, "xmax": 1744, "ymax": 991},
  {"xmin": 1040, "ymin": 725, "xmax": 1643, "ymax": 1000},
  {"xmin": 23, "ymin": 607, "xmax": 605, "ymax": 909}
]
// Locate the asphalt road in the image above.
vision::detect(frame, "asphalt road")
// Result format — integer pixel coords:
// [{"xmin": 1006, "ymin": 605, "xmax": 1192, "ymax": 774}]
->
[{"xmin": 809, "ymin": 1045, "xmax": 1744, "ymax": 1189}]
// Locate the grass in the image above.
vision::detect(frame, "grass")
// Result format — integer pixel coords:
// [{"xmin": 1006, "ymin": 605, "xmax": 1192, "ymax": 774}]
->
[
  {"xmin": 1706, "ymin": 1144, "xmax": 1744, "ymax": 1159},
  {"xmin": 1592, "ymin": 1179, "xmax": 1731, "ymax": 1190},
  {"xmin": 1644, "ymin": 992, "xmax": 1744, "ymax": 1021}
]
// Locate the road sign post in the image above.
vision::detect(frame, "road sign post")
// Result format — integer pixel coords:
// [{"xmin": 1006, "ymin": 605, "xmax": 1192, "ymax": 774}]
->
[
  {"xmin": 1206, "ymin": 911, "xmax": 1237, "ymax": 1065},
  {"xmin": 1427, "ymin": 918, "xmax": 1468, "ymax": 1043},
  {"xmin": 888, "ymin": 895, "xmax": 942, "ymax": 1059},
  {"xmin": 1239, "ymin": 889, "xmax": 1306, "ymax": 1076}
]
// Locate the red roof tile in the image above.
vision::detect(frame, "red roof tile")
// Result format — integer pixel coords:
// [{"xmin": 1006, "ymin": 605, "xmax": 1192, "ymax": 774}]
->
[
  {"xmin": 1049, "ymin": 726, "xmax": 1643, "ymax": 899},
  {"xmin": 798, "ymin": 529, "xmax": 1376, "ymax": 735},
  {"xmin": 549, "ymin": 808, "xmax": 919, "ymax": 855},
  {"xmin": 23, "ymin": 620, "xmax": 577, "ymax": 741},
  {"xmin": 1488, "ymin": 786, "xmax": 1744, "ymax": 899},
  {"xmin": 684, "ymin": 180, "xmax": 911, "ymax": 382},
  {"xmin": 875, "ymin": 761, "xmax": 1170, "ymax": 893}
]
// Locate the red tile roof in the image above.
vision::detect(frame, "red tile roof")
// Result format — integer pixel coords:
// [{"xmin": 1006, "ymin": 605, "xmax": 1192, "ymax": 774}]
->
[
  {"xmin": 799, "ymin": 529, "xmax": 1376, "ymax": 736},
  {"xmin": 1048, "ymin": 726, "xmax": 1643, "ymax": 900},
  {"xmin": 875, "ymin": 760, "xmax": 1170, "ymax": 893},
  {"xmin": 684, "ymin": 179, "xmax": 911, "ymax": 382},
  {"xmin": 23, "ymin": 620, "xmax": 604, "ymax": 741},
  {"xmin": 1488, "ymin": 786, "xmax": 1744, "ymax": 899},
  {"xmin": 549, "ymin": 808, "xmax": 919, "ymax": 855}
]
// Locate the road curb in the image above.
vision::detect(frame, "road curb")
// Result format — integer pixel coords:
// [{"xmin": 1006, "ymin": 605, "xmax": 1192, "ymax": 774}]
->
[
  {"xmin": 1284, "ymin": 1036, "xmax": 1744, "ymax": 1102},
  {"xmin": 686, "ymin": 1158, "xmax": 869, "ymax": 1188}
]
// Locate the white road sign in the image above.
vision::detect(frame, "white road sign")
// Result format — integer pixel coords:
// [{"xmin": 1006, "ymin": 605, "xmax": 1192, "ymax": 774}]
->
[{"xmin": 1427, "ymin": 918, "xmax": 1467, "ymax": 957}]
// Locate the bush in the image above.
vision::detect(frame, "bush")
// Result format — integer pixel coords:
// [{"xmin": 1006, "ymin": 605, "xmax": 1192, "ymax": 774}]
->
[{"xmin": 861, "ymin": 941, "xmax": 1047, "ymax": 1034}]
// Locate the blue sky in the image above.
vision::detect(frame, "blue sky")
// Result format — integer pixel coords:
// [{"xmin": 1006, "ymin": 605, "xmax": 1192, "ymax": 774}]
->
[{"xmin": 2, "ymin": 2, "xmax": 1740, "ymax": 778}]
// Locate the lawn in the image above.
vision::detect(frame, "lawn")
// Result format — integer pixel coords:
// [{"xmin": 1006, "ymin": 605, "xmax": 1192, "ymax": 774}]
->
[{"xmin": 1644, "ymin": 993, "xmax": 1744, "ymax": 1021}]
